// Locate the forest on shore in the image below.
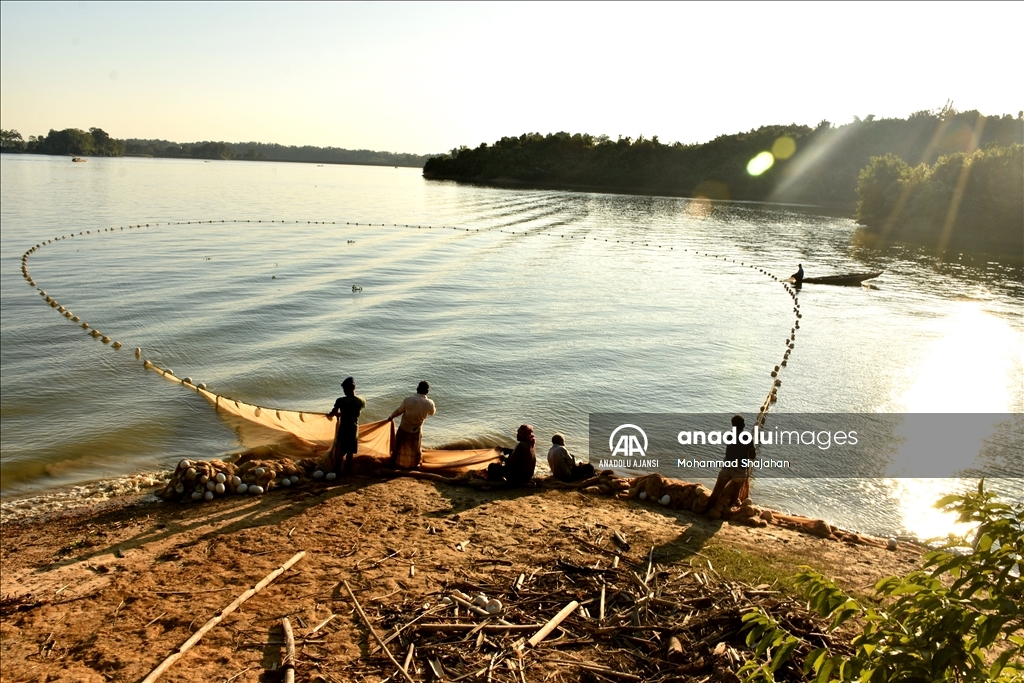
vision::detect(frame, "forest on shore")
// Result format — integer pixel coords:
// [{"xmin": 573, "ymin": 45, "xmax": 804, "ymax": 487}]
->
[
  {"xmin": 0, "ymin": 128, "xmax": 432, "ymax": 167},
  {"xmin": 856, "ymin": 144, "xmax": 1022, "ymax": 254},
  {"xmin": 423, "ymin": 108, "xmax": 1023, "ymax": 256}
]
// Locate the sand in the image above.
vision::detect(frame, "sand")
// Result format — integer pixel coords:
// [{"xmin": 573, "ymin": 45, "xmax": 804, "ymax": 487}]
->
[{"xmin": 0, "ymin": 476, "xmax": 921, "ymax": 682}]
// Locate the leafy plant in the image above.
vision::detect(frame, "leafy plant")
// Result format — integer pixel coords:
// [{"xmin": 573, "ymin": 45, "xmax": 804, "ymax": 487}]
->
[{"xmin": 742, "ymin": 480, "xmax": 1023, "ymax": 682}]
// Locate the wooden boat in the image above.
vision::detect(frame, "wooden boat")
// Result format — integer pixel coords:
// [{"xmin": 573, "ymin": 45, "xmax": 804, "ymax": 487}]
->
[
  {"xmin": 71, "ymin": 156, "xmax": 87, "ymax": 162},
  {"xmin": 796, "ymin": 272, "xmax": 882, "ymax": 286}
]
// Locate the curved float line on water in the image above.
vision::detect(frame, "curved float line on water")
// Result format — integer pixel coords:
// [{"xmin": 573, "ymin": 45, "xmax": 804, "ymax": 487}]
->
[{"xmin": 20, "ymin": 218, "xmax": 801, "ymax": 432}]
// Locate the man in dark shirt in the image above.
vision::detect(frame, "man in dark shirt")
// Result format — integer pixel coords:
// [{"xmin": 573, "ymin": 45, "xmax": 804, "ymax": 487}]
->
[
  {"xmin": 708, "ymin": 414, "xmax": 755, "ymax": 509},
  {"xmin": 487, "ymin": 424, "xmax": 537, "ymax": 485},
  {"xmin": 327, "ymin": 377, "xmax": 366, "ymax": 475}
]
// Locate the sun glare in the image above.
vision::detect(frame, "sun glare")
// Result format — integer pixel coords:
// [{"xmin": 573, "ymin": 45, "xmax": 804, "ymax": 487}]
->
[
  {"xmin": 893, "ymin": 478, "xmax": 973, "ymax": 541},
  {"xmin": 746, "ymin": 151, "xmax": 774, "ymax": 176},
  {"xmin": 771, "ymin": 136, "xmax": 796, "ymax": 159},
  {"xmin": 896, "ymin": 303, "xmax": 1021, "ymax": 413}
]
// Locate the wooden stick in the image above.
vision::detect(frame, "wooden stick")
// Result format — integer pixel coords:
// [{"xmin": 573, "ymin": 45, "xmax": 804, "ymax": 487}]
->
[
  {"xmin": 417, "ymin": 623, "xmax": 540, "ymax": 633},
  {"xmin": 599, "ymin": 585, "xmax": 606, "ymax": 622},
  {"xmin": 527, "ymin": 600, "xmax": 579, "ymax": 647},
  {"xmin": 369, "ymin": 606, "xmax": 442, "ymax": 654},
  {"xmin": 223, "ymin": 667, "xmax": 252, "ymax": 683},
  {"xmin": 144, "ymin": 612, "xmax": 167, "ymax": 628},
  {"xmin": 402, "ymin": 642, "xmax": 414, "ymax": 673},
  {"xmin": 342, "ymin": 580, "xmax": 415, "ymax": 683},
  {"xmin": 150, "ymin": 588, "xmax": 231, "ymax": 596},
  {"xmin": 450, "ymin": 594, "xmax": 491, "ymax": 617},
  {"xmin": 309, "ymin": 613, "xmax": 336, "ymax": 635},
  {"xmin": 141, "ymin": 551, "xmax": 306, "ymax": 683},
  {"xmin": 281, "ymin": 617, "xmax": 296, "ymax": 683}
]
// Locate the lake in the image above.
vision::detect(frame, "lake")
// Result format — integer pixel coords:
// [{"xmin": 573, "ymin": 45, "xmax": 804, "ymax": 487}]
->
[{"xmin": 1, "ymin": 153, "xmax": 1021, "ymax": 537}]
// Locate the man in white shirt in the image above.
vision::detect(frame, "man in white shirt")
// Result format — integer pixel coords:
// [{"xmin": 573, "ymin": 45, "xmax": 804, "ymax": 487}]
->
[
  {"xmin": 547, "ymin": 433, "xmax": 595, "ymax": 482},
  {"xmin": 388, "ymin": 381, "xmax": 436, "ymax": 469}
]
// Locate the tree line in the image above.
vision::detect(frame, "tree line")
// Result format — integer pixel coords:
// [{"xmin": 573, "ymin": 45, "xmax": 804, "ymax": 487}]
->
[
  {"xmin": 855, "ymin": 143, "xmax": 1023, "ymax": 255},
  {"xmin": 0, "ymin": 128, "xmax": 434, "ymax": 167},
  {"xmin": 1, "ymin": 127, "xmax": 125, "ymax": 156},
  {"xmin": 422, "ymin": 109, "xmax": 1023, "ymax": 209}
]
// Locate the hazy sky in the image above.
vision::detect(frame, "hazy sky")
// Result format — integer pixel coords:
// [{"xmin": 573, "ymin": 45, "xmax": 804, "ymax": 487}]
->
[{"xmin": 2, "ymin": 1, "xmax": 1020, "ymax": 154}]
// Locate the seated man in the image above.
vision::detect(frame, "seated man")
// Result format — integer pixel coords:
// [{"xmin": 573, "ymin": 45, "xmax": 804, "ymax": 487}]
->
[
  {"xmin": 487, "ymin": 424, "xmax": 537, "ymax": 485},
  {"xmin": 547, "ymin": 433, "xmax": 595, "ymax": 482},
  {"xmin": 790, "ymin": 263, "xmax": 804, "ymax": 283}
]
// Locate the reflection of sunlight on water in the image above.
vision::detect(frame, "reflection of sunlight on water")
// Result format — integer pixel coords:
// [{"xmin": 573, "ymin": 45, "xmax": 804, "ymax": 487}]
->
[
  {"xmin": 887, "ymin": 303, "xmax": 1021, "ymax": 539},
  {"xmin": 896, "ymin": 303, "xmax": 1021, "ymax": 413},
  {"xmin": 893, "ymin": 478, "xmax": 973, "ymax": 541}
]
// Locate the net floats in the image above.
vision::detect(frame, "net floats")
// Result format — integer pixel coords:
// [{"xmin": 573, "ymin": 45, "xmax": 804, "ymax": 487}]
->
[{"xmin": 157, "ymin": 457, "xmax": 312, "ymax": 502}]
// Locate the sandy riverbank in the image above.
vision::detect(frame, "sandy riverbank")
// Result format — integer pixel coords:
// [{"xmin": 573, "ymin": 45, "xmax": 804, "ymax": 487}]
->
[{"xmin": 1, "ymin": 476, "xmax": 921, "ymax": 682}]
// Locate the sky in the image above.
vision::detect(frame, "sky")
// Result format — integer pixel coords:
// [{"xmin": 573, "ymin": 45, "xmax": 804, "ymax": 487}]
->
[{"xmin": 1, "ymin": 1, "xmax": 1021, "ymax": 155}]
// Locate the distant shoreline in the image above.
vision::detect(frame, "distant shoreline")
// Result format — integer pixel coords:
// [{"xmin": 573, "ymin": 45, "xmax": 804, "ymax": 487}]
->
[{"xmin": 2, "ymin": 149, "xmax": 426, "ymax": 169}]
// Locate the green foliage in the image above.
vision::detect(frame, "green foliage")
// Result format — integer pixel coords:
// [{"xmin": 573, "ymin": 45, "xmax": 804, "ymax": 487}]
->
[
  {"xmin": 4, "ymin": 127, "xmax": 125, "ymax": 156},
  {"xmin": 423, "ymin": 111, "xmax": 1024, "ymax": 208},
  {"xmin": 1, "ymin": 128, "xmax": 26, "ymax": 151},
  {"xmin": 741, "ymin": 481, "xmax": 1024, "ymax": 682},
  {"xmin": 739, "ymin": 609, "xmax": 803, "ymax": 681},
  {"xmin": 855, "ymin": 144, "xmax": 1023, "ymax": 255}
]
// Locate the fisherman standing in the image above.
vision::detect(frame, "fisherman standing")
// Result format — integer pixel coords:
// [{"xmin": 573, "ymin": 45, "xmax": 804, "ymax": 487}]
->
[
  {"xmin": 327, "ymin": 377, "xmax": 365, "ymax": 476},
  {"xmin": 707, "ymin": 414, "xmax": 755, "ymax": 510},
  {"xmin": 388, "ymin": 381, "xmax": 436, "ymax": 469}
]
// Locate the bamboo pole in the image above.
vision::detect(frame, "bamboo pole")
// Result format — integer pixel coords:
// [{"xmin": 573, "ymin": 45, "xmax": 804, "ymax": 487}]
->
[
  {"xmin": 282, "ymin": 617, "xmax": 296, "ymax": 683},
  {"xmin": 527, "ymin": 600, "xmax": 579, "ymax": 647},
  {"xmin": 343, "ymin": 580, "xmax": 415, "ymax": 683},
  {"xmin": 141, "ymin": 551, "xmax": 306, "ymax": 683}
]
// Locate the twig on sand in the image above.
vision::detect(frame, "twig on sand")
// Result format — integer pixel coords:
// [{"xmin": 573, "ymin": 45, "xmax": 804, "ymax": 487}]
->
[
  {"xmin": 222, "ymin": 666, "xmax": 251, "ymax": 683},
  {"xmin": 343, "ymin": 579, "xmax": 415, "ymax": 683},
  {"xmin": 309, "ymin": 613, "xmax": 336, "ymax": 635},
  {"xmin": 150, "ymin": 587, "xmax": 230, "ymax": 595},
  {"xmin": 144, "ymin": 612, "xmax": 167, "ymax": 628}
]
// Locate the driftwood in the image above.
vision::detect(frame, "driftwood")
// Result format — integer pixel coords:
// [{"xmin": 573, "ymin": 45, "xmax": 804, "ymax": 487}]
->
[{"xmin": 140, "ymin": 551, "xmax": 306, "ymax": 683}]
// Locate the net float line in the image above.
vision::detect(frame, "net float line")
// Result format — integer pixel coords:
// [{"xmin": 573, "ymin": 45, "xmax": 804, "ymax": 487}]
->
[{"xmin": 20, "ymin": 217, "xmax": 800, "ymax": 426}]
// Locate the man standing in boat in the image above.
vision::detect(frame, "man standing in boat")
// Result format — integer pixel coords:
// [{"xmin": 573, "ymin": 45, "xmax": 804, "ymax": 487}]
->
[
  {"xmin": 790, "ymin": 263, "xmax": 804, "ymax": 283},
  {"xmin": 327, "ymin": 377, "xmax": 365, "ymax": 476},
  {"xmin": 388, "ymin": 381, "xmax": 436, "ymax": 469}
]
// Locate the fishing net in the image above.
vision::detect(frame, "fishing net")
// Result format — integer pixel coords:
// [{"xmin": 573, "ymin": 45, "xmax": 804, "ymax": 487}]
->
[{"xmin": 150, "ymin": 361, "xmax": 502, "ymax": 473}]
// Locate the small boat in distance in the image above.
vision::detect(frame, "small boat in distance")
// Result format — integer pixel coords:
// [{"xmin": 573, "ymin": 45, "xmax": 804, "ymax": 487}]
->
[
  {"xmin": 71, "ymin": 156, "xmax": 87, "ymax": 162},
  {"xmin": 793, "ymin": 272, "xmax": 882, "ymax": 286}
]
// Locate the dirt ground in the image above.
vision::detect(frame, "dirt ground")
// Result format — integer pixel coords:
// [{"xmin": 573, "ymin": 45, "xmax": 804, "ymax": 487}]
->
[{"xmin": 0, "ymin": 476, "xmax": 922, "ymax": 683}]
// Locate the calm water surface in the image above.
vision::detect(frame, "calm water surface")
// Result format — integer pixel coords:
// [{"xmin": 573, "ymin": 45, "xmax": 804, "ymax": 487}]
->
[{"xmin": 2, "ymin": 155, "xmax": 1021, "ymax": 536}]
